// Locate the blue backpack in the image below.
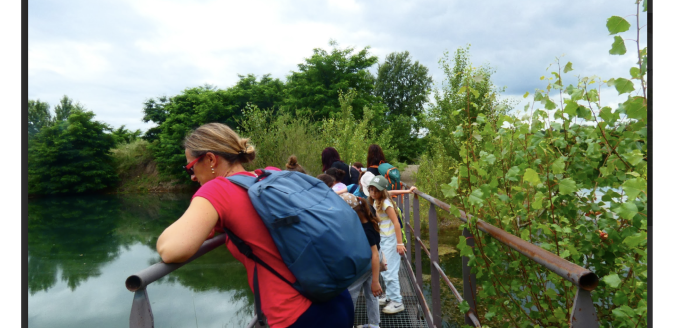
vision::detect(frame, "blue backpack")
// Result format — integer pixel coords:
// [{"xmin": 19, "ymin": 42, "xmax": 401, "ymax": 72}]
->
[{"xmin": 224, "ymin": 170, "xmax": 372, "ymax": 308}]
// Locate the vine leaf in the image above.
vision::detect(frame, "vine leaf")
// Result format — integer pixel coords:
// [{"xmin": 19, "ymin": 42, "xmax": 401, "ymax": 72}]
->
[
  {"xmin": 532, "ymin": 191, "xmax": 544, "ymax": 209},
  {"xmin": 558, "ymin": 178, "xmax": 577, "ymax": 195},
  {"xmin": 551, "ymin": 157, "xmax": 565, "ymax": 174},
  {"xmin": 469, "ymin": 189, "xmax": 485, "ymax": 206},
  {"xmin": 623, "ymin": 232, "xmax": 646, "ymax": 248},
  {"xmin": 623, "ymin": 149, "xmax": 644, "ymax": 166},
  {"xmin": 505, "ymin": 166, "xmax": 520, "ymax": 181},
  {"xmin": 617, "ymin": 202, "xmax": 638, "ymax": 220},
  {"xmin": 629, "ymin": 67, "xmax": 642, "ymax": 79},
  {"xmin": 609, "ymin": 36, "xmax": 627, "ymax": 55},
  {"xmin": 623, "ymin": 96, "xmax": 647, "ymax": 120},
  {"xmin": 563, "ymin": 62, "xmax": 573, "ymax": 73},
  {"xmin": 603, "ymin": 273, "xmax": 622, "ymax": 288},
  {"xmin": 614, "ymin": 78, "xmax": 635, "ymax": 95},
  {"xmin": 441, "ymin": 183, "xmax": 457, "ymax": 199},
  {"xmin": 564, "ymin": 100, "xmax": 578, "ymax": 116},
  {"xmin": 612, "ymin": 305, "xmax": 635, "ymax": 319},
  {"xmin": 622, "ymin": 178, "xmax": 646, "ymax": 201},
  {"xmin": 524, "ymin": 168, "xmax": 542, "ymax": 186},
  {"xmin": 606, "ymin": 16, "xmax": 631, "ymax": 35}
]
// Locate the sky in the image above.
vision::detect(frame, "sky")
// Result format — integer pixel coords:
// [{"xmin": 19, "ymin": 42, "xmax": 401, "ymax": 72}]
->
[{"xmin": 28, "ymin": 0, "xmax": 646, "ymax": 132}]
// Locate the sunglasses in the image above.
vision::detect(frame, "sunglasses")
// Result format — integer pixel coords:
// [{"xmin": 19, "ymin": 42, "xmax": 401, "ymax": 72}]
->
[{"xmin": 183, "ymin": 155, "xmax": 205, "ymax": 176}]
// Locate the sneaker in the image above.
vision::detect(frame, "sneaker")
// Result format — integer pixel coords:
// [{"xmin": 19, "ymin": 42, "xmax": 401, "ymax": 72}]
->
[
  {"xmin": 377, "ymin": 294, "xmax": 388, "ymax": 306},
  {"xmin": 356, "ymin": 325, "xmax": 379, "ymax": 328},
  {"xmin": 382, "ymin": 301, "xmax": 405, "ymax": 314}
]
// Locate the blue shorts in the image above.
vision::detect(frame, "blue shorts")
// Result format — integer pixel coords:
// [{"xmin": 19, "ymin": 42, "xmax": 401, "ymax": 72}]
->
[{"xmin": 288, "ymin": 290, "xmax": 354, "ymax": 328}]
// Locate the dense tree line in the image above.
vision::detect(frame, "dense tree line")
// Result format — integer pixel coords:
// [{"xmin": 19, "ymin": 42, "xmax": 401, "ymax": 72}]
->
[{"xmin": 28, "ymin": 43, "xmax": 498, "ymax": 193}]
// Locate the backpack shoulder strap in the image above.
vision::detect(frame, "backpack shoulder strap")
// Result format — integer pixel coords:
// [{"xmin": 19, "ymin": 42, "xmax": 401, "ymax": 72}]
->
[
  {"xmin": 227, "ymin": 175, "xmax": 258, "ymax": 190},
  {"xmin": 223, "ymin": 226, "xmax": 294, "ymax": 287}
]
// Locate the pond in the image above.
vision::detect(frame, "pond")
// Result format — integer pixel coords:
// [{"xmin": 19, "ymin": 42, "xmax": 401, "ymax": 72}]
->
[
  {"xmin": 28, "ymin": 193, "xmax": 255, "ymax": 328},
  {"xmin": 28, "ymin": 193, "xmax": 474, "ymax": 328}
]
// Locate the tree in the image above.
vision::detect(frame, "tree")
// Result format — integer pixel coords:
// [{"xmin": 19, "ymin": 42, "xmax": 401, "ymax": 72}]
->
[
  {"xmin": 28, "ymin": 109, "xmax": 118, "ymax": 194},
  {"xmin": 424, "ymin": 46, "xmax": 508, "ymax": 162},
  {"xmin": 28, "ymin": 99, "xmax": 53, "ymax": 139},
  {"xmin": 283, "ymin": 41, "xmax": 381, "ymax": 120},
  {"xmin": 54, "ymin": 95, "xmax": 85, "ymax": 122},
  {"xmin": 375, "ymin": 51, "xmax": 433, "ymax": 162},
  {"xmin": 144, "ymin": 76, "xmax": 286, "ymax": 181},
  {"xmin": 110, "ymin": 125, "xmax": 143, "ymax": 144}
]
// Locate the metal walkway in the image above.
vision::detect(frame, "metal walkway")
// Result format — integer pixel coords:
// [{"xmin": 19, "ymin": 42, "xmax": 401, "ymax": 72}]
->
[{"xmin": 353, "ymin": 257, "xmax": 427, "ymax": 328}]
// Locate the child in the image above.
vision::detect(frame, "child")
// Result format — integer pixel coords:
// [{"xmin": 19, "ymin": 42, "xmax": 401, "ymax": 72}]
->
[
  {"xmin": 341, "ymin": 193, "xmax": 382, "ymax": 328},
  {"xmin": 367, "ymin": 176, "xmax": 415, "ymax": 314},
  {"xmin": 326, "ymin": 167, "xmax": 348, "ymax": 193}
]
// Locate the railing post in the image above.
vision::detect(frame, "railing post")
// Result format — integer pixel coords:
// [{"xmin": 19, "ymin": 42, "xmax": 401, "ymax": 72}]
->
[
  {"xmin": 462, "ymin": 227, "xmax": 478, "ymax": 326},
  {"xmin": 414, "ymin": 195, "xmax": 423, "ymax": 290},
  {"xmin": 129, "ymin": 287, "xmax": 153, "ymax": 328},
  {"xmin": 404, "ymin": 194, "xmax": 411, "ymax": 259},
  {"xmin": 570, "ymin": 288, "xmax": 599, "ymax": 328},
  {"xmin": 429, "ymin": 203, "xmax": 442, "ymax": 328}
]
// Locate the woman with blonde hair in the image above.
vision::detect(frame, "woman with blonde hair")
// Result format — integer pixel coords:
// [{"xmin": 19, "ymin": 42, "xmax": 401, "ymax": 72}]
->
[{"xmin": 157, "ymin": 123, "xmax": 354, "ymax": 327}]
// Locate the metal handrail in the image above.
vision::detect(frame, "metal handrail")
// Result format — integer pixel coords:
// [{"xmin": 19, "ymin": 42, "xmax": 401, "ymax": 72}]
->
[
  {"xmin": 398, "ymin": 182, "xmax": 600, "ymax": 328},
  {"xmin": 125, "ymin": 234, "xmax": 226, "ymax": 327}
]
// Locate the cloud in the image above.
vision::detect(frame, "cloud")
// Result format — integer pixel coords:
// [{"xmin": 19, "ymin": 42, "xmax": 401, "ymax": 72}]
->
[{"xmin": 29, "ymin": 0, "xmax": 647, "ymax": 132}]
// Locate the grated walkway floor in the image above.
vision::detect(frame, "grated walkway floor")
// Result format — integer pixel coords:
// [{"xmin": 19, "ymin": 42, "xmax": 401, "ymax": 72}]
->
[{"xmin": 353, "ymin": 256, "xmax": 428, "ymax": 328}]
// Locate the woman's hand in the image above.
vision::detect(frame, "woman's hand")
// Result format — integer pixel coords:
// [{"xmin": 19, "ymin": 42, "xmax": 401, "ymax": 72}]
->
[
  {"xmin": 371, "ymin": 280, "xmax": 383, "ymax": 297},
  {"xmin": 408, "ymin": 186, "xmax": 417, "ymax": 193},
  {"xmin": 397, "ymin": 244, "xmax": 406, "ymax": 255}
]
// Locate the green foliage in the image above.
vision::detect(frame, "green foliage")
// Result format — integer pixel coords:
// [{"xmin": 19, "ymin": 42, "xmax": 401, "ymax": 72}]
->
[
  {"xmin": 145, "ymin": 77, "xmax": 285, "ymax": 182},
  {"xmin": 283, "ymin": 40, "xmax": 381, "ymax": 121},
  {"xmin": 237, "ymin": 90, "xmax": 397, "ymax": 175},
  {"xmin": 109, "ymin": 125, "xmax": 143, "ymax": 145},
  {"xmin": 28, "ymin": 99, "xmax": 53, "ymax": 139},
  {"xmin": 374, "ymin": 51, "xmax": 434, "ymax": 162},
  {"xmin": 28, "ymin": 109, "xmax": 119, "ymax": 194},
  {"xmin": 53, "ymin": 95, "xmax": 85, "ymax": 122},
  {"xmin": 426, "ymin": 3, "xmax": 647, "ymax": 326}
]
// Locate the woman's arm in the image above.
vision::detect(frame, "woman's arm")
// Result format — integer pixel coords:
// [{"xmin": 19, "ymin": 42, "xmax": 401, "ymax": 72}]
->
[
  {"xmin": 385, "ymin": 206, "xmax": 405, "ymax": 255},
  {"xmin": 157, "ymin": 197, "xmax": 219, "ymax": 263},
  {"xmin": 370, "ymin": 245, "xmax": 382, "ymax": 296}
]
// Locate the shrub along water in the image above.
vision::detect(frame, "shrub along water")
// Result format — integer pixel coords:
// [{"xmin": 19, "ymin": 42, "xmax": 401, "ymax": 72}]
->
[{"xmin": 428, "ymin": 2, "xmax": 648, "ymax": 326}]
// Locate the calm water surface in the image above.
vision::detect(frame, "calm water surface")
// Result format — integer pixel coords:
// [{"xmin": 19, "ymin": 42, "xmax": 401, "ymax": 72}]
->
[{"xmin": 28, "ymin": 193, "xmax": 255, "ymax": 328}]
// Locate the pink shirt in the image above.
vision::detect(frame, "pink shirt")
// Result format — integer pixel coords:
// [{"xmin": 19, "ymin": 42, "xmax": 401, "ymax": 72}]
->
[{"xmin": 193, "ymin": 173, "xmax": 311, "ymax": 327}]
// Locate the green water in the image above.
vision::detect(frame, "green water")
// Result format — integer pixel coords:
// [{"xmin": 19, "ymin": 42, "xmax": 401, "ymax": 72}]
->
[{"xmin": 28, "ymin": 193, "xmax": 255, "ymax": 328}]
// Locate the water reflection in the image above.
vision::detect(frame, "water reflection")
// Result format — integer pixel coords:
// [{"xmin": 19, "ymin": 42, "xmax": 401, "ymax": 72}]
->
[{"xmin": 28, "ymin": 193, "xmax": 255, "ymax": 328}]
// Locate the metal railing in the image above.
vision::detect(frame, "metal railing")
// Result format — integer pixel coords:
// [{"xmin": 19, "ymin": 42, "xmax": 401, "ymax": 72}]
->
[
  {"xmin": 124, "ymin": 186, "xmax": 600, "ymax": 328},
  {"xmin": 124, "ymin": 234, "xmax": 226, "ymax": 328},
  {"xmin": 394, "ymin": 185, "xmax": 600, "ymax": 328}
]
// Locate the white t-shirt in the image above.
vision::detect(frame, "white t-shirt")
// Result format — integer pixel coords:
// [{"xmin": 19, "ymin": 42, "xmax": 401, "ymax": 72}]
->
[{"xmin": 375, "ymin": 198, "xmax": 395, "ymax": 237}]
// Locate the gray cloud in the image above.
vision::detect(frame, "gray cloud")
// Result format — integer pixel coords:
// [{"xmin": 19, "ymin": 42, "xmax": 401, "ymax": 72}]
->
[{"xmin": 29, "ymin": 0, "xmax": 646, "ymax": 132}]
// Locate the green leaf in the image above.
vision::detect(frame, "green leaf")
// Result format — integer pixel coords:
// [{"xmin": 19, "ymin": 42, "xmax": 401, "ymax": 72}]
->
[
  {"xmin": 623, "ymin": 149, "xmax": 644, "ymax": 166},
  {"xmin": 576, "ymin": 105, "xmax": 592, "ymax": 120},
  {"xmin": 545, "ymin": 288, "xmax": 557, "ymax": 298},
  {"xmin": 563, "ymin": 62, "xmax": 573, "ymax": 73},
  {"xmin": 523, "ymin": 168, "xmax": 542, "ymax": 186},
  {"xmin": 441, "ymin": 183, "xmax": 457, "ymax": 199},
  {"xmin": 606, "ymin": 78, "xmax": 616, "ymax": 87},
  {"xmin": 613, "ymin": 291, "xmax": 628, "ymax": 306},
  {"xmin": 623, "ymin": 96, "xmax": 647, "ymax": 120},
  {"xmin": 469, "ymin": 189, "xmax": 485, "ymax": 206},
  {"xmin": 614, "ymin": 78, "xmax": 635, "ymax": 95},
  {"xmin": 458, "ymin": 300, "xmax": 470, "ymax": 313},
  {"xmin": 617, "ymin": 202, "xmax": 639, "ymax": 220},
  {"xmin": 564, "ymin": 100, "xmax": 578, "ymax": 116},
  {"xmin": 606, "ymin": 16, "xmax": 631, "ymax": 35},
  {"xmin": 505, "ymin": 166, "xmax": 520, "ymax": 182},
  {"xmin": 612, "ymin": 305, "xmax": 635, "ymax": 318},
  {"xmin": 622, "ymin": 178, "xmax": 646, "ymax": 201},
  {"xmin": 521, "ymin": 229, "xmax": 530, "ymax": 241},
  {"xmin": 609, "ymin": 36, "xmax": 627, "ymax": 55},
  {"xmin": 470, "ymin": 88, "xmax": 480, "ymax": 98},
  {"xmin": 532, "ymin": 192, "xmax": 545, "ymax": 210},
  {"xmin": 559, "ymin": 250, "xmax": 570, "ymax": 258},
  {"xmin": 484, "ymin": 312, "xmax": 496, "ymax": 320},
  {"xmin": 450, "ymin": 205, "xmax": 461, "ymax": 218},
  {"xmin": 603, "ymin": 273, "xmax": 622, "ymax": 288},
  {"xmin": 558, "ymin": 178, "xmax": 577, "ymax": 195},
  {"xmin": 523, "ymin": 91, "xmax": 529, "ymax": 98},
  {"xmin": 458, "ymin": 239, "xmax": 474, "ymax": 257},
  {"xmin": 480, "ymin": 151, "xmax": 496, "ymax": 164},
  {"xmin": 623, "ymin": 231, "xmax": 646, "ymax": 248},
  {"xmin": 551, "ymin": 157, "xmax": 565, "ymax": 174},
  {"xmin": 630, "ymin": 67, "xmax": 642, "ymax": 79}
]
